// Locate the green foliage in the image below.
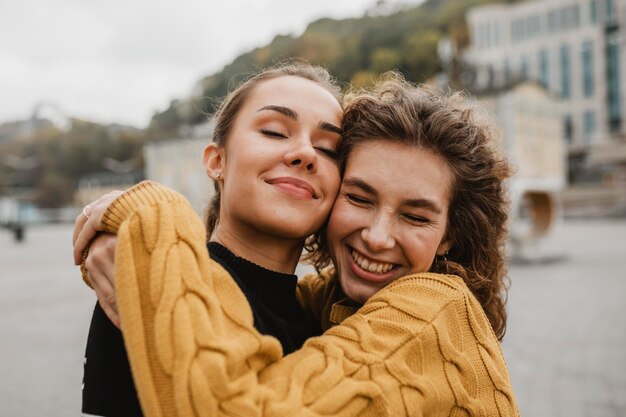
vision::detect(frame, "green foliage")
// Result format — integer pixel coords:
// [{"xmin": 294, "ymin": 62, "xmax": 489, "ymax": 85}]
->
[{"xmin": 0, "ymin": 120, "xmax": 145, "ymax": 207}]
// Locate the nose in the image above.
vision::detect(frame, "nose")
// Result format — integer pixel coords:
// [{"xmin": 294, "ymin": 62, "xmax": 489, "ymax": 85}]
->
[
  {"xmin": 284, "ymin": 135, "xmax": 317, "ymax": 173},
  {"xmin": 361, "ymin": 213, "xmax": 395, "ymax": 252}
]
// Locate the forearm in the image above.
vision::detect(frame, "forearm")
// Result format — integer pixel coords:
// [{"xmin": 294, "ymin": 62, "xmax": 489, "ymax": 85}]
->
[
  {"xmin": 112, "ymin": 188, "xmax": 388, "ymax": 416},
  {"xmin": 111, "ymin": 184, "xmax": 517, "ymax": 416}
]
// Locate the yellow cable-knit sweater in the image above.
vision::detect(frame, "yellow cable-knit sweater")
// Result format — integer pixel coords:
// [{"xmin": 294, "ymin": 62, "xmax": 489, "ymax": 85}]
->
[{"xmin": 99, "ymin": 181, "xmax": 519, "ymax": 417}]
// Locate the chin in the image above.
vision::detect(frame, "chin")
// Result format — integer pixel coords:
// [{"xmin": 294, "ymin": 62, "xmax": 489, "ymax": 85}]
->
[
  {"xmin": 339, "ymin": 279, "xmax": 373, "ymax": 305},
  {"xmin": 271, "ymin": 212, "xmax": 326, "ymax": 237}
]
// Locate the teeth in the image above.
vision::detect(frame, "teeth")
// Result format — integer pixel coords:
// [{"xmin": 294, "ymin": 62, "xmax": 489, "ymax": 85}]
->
[{"xmin": 351, "ymin": 250, "xmax": 395, "ymax": 274}]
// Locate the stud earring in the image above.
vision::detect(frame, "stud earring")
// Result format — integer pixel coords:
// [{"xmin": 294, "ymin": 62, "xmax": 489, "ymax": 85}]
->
[{"xmin": 215, "ymin": 172, "xmax": 221, "ymax": 179}]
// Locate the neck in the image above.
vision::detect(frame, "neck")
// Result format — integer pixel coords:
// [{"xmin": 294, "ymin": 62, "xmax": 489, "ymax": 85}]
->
[{"xmin": 211, "ymin": 223, "xmax": 304, "ymax": 274}]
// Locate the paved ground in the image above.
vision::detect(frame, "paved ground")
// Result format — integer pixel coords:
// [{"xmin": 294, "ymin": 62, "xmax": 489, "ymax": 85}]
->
[
  {"xmin": 502, "ymin": 219, "xmax": 626, "ymax": 417},
  {"xmin": 0, "ymin": 219, "xmax": 624, "ymax": 416}
]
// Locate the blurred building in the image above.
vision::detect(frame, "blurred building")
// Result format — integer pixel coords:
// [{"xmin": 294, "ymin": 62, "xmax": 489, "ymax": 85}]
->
[
  {"xmin": 478, "ymin": 81, "xmax": 566, "ymax": 253},
  {"xmin": 75, "ymin": 172, "xmax": 143, "ymax": 209},
  {"xmin": 465, "ymin": 0, "xmax": 626, "ymax": 216},
  {"xmin": 466, "ymin": 0, "xmax": 624, "ymax": 147},
  {"xmin": 143, "ymin": 120, "xmax": 215, "ymax": 215}
]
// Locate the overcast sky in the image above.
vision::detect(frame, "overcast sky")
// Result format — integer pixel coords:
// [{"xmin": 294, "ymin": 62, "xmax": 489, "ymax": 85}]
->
[{"xmin": 0, "ymin": 0, "xmax": 422, "ymax": 128}]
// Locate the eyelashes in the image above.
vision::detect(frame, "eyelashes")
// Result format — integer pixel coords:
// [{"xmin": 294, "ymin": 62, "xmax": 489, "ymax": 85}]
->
[
  {"xmin": 260, "ymin": 128, "xmax": 287, "ymax": 138},
  {"xmin": 316, "ymin": 147, "xmax": 338, "ymax": 159},
  {"xmin": 260, "ymin": 129, "xmax": 338, "ymax": 159},
  {"xmin": 344, "ymin": 192, "xmax": 431, "ymax": 224}
]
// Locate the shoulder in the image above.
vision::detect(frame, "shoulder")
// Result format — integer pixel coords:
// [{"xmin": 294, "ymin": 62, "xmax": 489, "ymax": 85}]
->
[
  {"xmin": 363, "ymin": 273, "xmax": 472, "ymax": 320},
  {"xmin": 297, "ymin": 267, "xmax": 338, "ymax": 296},
  {"xmin": 354, "ymin": 272, "xmax": 500, "ymax": 343}
]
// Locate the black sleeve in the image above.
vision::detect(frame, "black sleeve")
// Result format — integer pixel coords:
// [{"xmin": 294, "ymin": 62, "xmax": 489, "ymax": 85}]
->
[{"xmin": 82, "ymin": 302, "xmax": 143, "ymax": 417}]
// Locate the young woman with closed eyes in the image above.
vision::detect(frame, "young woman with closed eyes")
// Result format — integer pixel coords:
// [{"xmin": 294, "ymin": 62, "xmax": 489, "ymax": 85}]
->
[
  {"xmin": 75, "ymin": 63, "xmax": 344, "ymax": 417},
  {"xmin": 75, "ymin": 71, "xmax": 519, "ymax": 416}
]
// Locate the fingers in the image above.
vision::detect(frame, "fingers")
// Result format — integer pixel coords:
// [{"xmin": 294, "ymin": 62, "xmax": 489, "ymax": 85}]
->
[
  {"xmin": 74, "ymin": 221, "xmax": 99, "ymax": 265},
  {"xmin": 97, "ymin": 293, "xmax": 121, "ymax": 329},
  {"xmin": 84, "ymin": 233, "xmax": 120, "ymax": 328},
  {"xmin": 73, "ymin": 190, "xmax": 123, "ymax": 264},
  {"xmin": 72, "ymin": 205, "xmax": 90, "ymax": 245}
]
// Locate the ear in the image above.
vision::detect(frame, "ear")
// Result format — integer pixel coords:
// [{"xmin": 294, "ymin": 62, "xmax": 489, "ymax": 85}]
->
[
  {"xmin": 203, "ymin": 143, "xmax": 224, "ymax": 180},
  {"xmin": 436, "ymin": 238, "xmax": 452, "ymax": 256}
]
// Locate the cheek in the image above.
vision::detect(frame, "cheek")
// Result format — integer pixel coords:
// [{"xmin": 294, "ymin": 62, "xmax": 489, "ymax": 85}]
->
[
  {"xmin": 404, "ymin": 231, "xmax": 445, "ymax": 271},
  {"xmin": 320, "ymin": 162, "xmax": 341, "ymax": 195},
  {"xmin": 327, "ymin": 200, "xmax": 359, "ymax": 241}
]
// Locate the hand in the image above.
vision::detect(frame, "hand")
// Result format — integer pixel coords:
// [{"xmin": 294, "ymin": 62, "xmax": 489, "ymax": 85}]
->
[
  {"xmin": 84, "ymin": 233, "xmax": 121, "ymax": 328},
  {"xmin": 73, "ymin": 190, "xmax": 123, "ymax": 265}
]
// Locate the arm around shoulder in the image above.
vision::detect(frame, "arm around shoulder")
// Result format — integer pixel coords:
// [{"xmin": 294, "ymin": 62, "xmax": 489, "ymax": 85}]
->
[{"xmin": 111, "ymin": 184, "xmax": 518, "ymax": 417}]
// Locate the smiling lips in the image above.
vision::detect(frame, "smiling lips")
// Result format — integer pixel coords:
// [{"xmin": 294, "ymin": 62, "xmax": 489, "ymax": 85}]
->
[
  {"xmin": 266, "ymin": 177, "xmax": 317, "ymax": 199},
  {"xmin": 348, "ymin": 248, "xmax": 399, "ymax": 284},
  {"xmin": 351, "ymin": 249, "xmax": 395, "ymax": 273}
]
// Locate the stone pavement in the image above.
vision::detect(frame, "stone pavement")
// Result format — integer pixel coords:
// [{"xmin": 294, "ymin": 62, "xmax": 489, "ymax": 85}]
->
[
  {"xmin": 502, "ymin": 219, "xmax": 626, "ymax": 417},
  {"xmin": 0, "ymin": 220, "xmax": 625, "ymax": 416},
  {"xmin": 0, "ymin": 224, "xmax": 94, "ymax": 417}
]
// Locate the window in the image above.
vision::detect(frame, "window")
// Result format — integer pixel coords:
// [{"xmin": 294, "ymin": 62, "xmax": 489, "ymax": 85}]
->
[
  {"xmin": 511, "ymin": 18, "xmax": 525, "ymax": 42},
  {"xmin": 590, "ymin": 0, "xmax": 598, "ymax": 23},
  {"xmin": 607, "ymin": 37, "xmax": 621, "ymax": 132},
  {"xmin": 527, "ymin": 15, "xmax": 540, "ymax": 38},
  {"xmin": 560, "ymin": 45, "xmax": 571, "ymax": 99},
  {"xmin": 488, "ymin": 21, "xmax": 500, "ymax": 47},
  {"xmin": 582, "ymin": 40, "xmax": 594, "ymax": 97},
  {"xmin": 548, "ymin": 10, "xmax": 558, "ymax": 32},
  {"xmin": 607, "ymin": 0, "xmax": 616, "ymax": 24},
  {"xmin": 583, "ymin": 111, "xmax": 596, "ymax": 144},
  {"xmin": 559, "ymin": 5, "xmax": 581, "ymax": 30},
  {"xmin": 521, "ymin": 56, "xmax": 529, "ymax": 80},
  {"xmin": 573, "ymin": 5, "xmax": 581, "ymax": 27},
  {"xmin": 539, "ymin": 49, "xmax": 550, "ymax": 88}
]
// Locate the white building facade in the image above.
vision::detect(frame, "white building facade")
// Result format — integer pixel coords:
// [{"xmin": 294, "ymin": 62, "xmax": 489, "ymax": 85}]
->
[
  {"xmin": 143, "ymin": 121, "xmax": 215, "ymax": 215},
  {"xmin": 479, "ymin": 82, "xmax": 566, "ymax": 248},
  {"xmin": 465, "ymin": 0, "xmax": 625, "ymax": 150}
]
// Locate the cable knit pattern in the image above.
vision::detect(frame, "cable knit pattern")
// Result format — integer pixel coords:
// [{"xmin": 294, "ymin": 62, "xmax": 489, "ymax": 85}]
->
[{"xmin": 104, "ymin": 181, "xmax": 519, "ymax": 417}]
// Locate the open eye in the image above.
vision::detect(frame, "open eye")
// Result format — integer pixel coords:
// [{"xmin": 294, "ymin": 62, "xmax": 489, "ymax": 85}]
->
[{"xmin": 260, "ymin": 129, "xmax": 287, "ymax": 138}]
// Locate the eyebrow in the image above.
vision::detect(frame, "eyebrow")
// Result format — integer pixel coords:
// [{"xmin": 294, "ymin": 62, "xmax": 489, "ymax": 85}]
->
[
  {"xmin": 343, "ymin": 177, "xmax": 443, "ymax": 215},
  {"xmin": 319, "ymin": 121, "xmax": 342, "ymax": 135},
  {"xmin": 257, "ymin": 105, "xmax": 341, "ymax": 135},
  {"xmin": 258, "ymin": 105, "xmax": 297, "ymax": 120}
]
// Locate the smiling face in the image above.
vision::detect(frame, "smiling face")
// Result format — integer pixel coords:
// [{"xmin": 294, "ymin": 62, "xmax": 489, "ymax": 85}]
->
[
  {"xmin": 327, "ymin": 140, "xmax": 453, "ymax": 304},
  {"xmin": 207, "ymin": 75, "xmax": 343, "ymax": 243}
]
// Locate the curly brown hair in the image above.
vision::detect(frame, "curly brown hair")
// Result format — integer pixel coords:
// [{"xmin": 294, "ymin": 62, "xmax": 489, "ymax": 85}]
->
[
  {"xmin": 339, "ymin": 74, "xmax": 512, "ymax": 340},
  {"xmin": 204, "ymin": 61, "xmax": 342, "ymax": 271}
]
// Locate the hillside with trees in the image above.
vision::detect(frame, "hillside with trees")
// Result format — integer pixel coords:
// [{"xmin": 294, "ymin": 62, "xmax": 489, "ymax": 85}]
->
[
  {"xmin": 148, "ymin": 0, "xmax": 520, "ymax": 138},
  {"xmin": 1, "ymin": 0, "xmax": 519, "ymax": 207}
]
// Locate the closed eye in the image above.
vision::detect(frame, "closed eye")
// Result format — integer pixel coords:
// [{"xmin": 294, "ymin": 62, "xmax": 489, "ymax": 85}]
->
[
  {"xmin": 402, "ymin": 213, "xmax": 429, "ymax": 224},
  {"xmin": 260, "ymin": 129, "xmax": 287, "ymax": 138},
  {"xmin": 346, "ymin": 193, "xmax": 370, "ymax": 205},
  {"xmin": 315, "ymin": 147, "xmax": 338, "ymax": 159}
]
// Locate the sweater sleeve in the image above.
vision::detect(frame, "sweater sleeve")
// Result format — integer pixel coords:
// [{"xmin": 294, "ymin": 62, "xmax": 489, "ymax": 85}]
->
[
  {"xmin": 296, "ymin": 269, "xmax": 342, "ymax": 330},
  {"xmin": 110, "ymin": 181, "xmax": 519, "ymax": 417}
]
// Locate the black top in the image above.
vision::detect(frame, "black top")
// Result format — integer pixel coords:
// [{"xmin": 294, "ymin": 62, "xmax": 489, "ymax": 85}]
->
[{"xmin": 82, "ymin": 242, "xmax": 322, "ymax": 417}]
